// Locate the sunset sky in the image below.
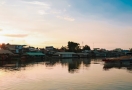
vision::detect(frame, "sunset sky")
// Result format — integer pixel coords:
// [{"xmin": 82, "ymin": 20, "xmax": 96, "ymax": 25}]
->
[{"xmin": 0, "ymin": 0, "xmax": 132, "ymax": 49}]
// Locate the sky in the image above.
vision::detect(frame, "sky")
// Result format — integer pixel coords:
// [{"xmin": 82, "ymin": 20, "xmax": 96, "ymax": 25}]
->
[{"xmin": 0, "ymin": 0, "xmax": 132, "ymax": 50}]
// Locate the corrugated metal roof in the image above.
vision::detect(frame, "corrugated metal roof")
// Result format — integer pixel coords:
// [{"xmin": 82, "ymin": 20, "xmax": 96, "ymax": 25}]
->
[{"xmin": 25, "ymin": 52, "xmax": 45, "ymax": 56}]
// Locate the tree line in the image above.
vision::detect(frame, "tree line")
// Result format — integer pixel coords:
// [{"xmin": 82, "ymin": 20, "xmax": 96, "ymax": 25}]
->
[{"xmin": 60, "ymin": 41, "xmax": 91, "ymax": 52}]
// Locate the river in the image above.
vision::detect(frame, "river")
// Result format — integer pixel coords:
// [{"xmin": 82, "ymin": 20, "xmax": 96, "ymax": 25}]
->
[{"xmin": 0, "ymin": 58, "xmax": 132, "ymax": 90}]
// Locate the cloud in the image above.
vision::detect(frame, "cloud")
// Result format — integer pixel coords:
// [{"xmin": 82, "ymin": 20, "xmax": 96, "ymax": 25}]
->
[
  {"xmin": 56, "ymin": 16, "xmax": 75, "ymax": 21},
  {"xmin": 50, "ymin": 10, "xmax": 61, "ymax": 14},
  {"xmin": 0, "ymin": 1, "xmax": 6, "ymax": 5},
  {"xmin": 0, "ymin": 28, "xmax": 2, "ymax": 31},
  {"xmin": 24, "ymin": 1, "xmax": 50, "ymax": 8},
  {"xmin": 4, "ymin": 34, "xmax": 28, "ymax": 38},
  {"xmin": 68, "ymin": 5, "xmax": 71, "ymax": 7},
  {"xmin": 38, "ymin": 10, "xmax": 48, "ymax": 15}
]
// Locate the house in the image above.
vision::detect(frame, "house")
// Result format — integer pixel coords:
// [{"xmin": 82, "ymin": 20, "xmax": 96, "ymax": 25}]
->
[
  {"xmin": 5, "ymin": 44, "xmax": 26, "ymax": 54},
  {"xmin": 45, "ymin": 46, "xmax": 54, "ymax": 51},
  {"xmin": 122, "ymin": 50, "xmax": 132, "ymax": 55},
  {"xmin": 54, "ymin": 52, "xmax": 77, "ymax": 58},
  {"xmin": 82, "ymin": 50, "xmax": 91, "ymax": 53},
  {"xmin": 0, "ymin": 49, "xmax": 14, "ymax": 55},
  {"xmin": 23, "ymin": 52, "xmax": 45, "ymax": 56},
  {"xmin": 76, "ymin": 53, "xmax": 89, "ymax": 58},
  {"xmin": 45, "ymin": 46, "xmax": 55, "ymax": 55},
  {"xmin": 23, "ymin": 51, "xmax": 45, "ymax": 60}
]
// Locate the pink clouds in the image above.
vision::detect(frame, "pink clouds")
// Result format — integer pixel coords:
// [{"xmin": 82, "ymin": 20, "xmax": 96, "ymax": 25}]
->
[{"xmin": 4, "ymin": 34, "xmax": 28, "ymax": 38}]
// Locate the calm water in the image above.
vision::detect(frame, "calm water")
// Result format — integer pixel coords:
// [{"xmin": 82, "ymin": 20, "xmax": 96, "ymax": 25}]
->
[{"xmin": 0, "ymin": 58, "xmax": 132, "ymax": 90}]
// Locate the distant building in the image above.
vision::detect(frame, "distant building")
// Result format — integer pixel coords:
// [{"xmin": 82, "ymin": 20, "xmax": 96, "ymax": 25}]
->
[
  {"xmin": 45, "ymin": 46, "xmax": 55, "ymax": 55},
  {"xmin": 122, "ymin": 50, "xmax": 132, "ymax": 55},
  {"xmin": 93, "ymin": 48, "xmax": 100, "ymax": 51},
  {"xmin": 113, "ymin": 48, "xmax": 123, "ymax": 52},
  {"xmin": 82, "ymin": 50, "xmax": 91, "ymax": 53},
  {"xmin": 0, "ymin": 49, "xmax": 14, "ymax": 55},
  {"xmin": 45, "ymin": 46, "xmax": 54, "ymax": 51},
  {"xmin": 5, "ymin": 44, "xmax": 26, "ymax": 54},
  {"xmin": 54, "ymin": 52, "xmax": 77, "ymax": 58}
]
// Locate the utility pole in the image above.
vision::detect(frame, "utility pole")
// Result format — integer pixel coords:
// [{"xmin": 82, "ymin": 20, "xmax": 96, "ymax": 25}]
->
[
  {"xmin": 82, "ymin": 41, "xmax": 83, "ymax": 49},
  {"xmin": 93, "ymin": 43, "xmax": 94, "ymax": 50}
]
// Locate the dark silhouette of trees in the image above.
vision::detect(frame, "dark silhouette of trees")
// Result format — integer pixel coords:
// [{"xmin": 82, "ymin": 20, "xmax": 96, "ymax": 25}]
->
[
  {"xmin": 1, "ymin": 43, "xmax": 6, "ymax": 49},
  {"xmin": 82, "ymin": 45, "xmax": 91, "ymax": 50},
  {"xmin": 60, "ymin": 46, "xmax": 67, "ymax": 51},
  {"xmin": 6, "ymin": 43, "xmax": 10, "ymax": 45},
  {"xmin": 67, "ymin": 41, "xmax": 80, "ymax": 52},
  {"xmin": 130, "ymin": 48, "xmax": 132, "ymax": 52}
]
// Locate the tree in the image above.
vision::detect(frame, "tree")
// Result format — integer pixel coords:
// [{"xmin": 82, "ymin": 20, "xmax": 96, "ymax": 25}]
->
[
  {"xmin": 129, "ymin": 48, "xmax": 132, "ymax": 52},
  {"xmin": 1, "ymin": 43, "xmax": 6, "ymax": 49},
  {"xmin": 82, "ymin": 45, "xmax": 91, "ymax": 50},
  {"xmin": 6, "ymin": 43, "xmax": 10, "ymax": 45},
  {"xmin": 60, "ymin": 46, "xmax": 67, "ymax": 51},
  {"xmin": 67, "ymin": 41, "xmax": 80, "ymax": 52}
]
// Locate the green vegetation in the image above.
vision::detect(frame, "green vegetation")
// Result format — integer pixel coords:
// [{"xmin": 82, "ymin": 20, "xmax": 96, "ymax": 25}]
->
[
  {"xmin": 67, "ymin": 41, "xmax": 80, "ymax": 52},
  {"xmin": 60, "ymin": 41, "xmax": 91, "ymax": 52},
  {"xmin": 82, "ymin": 45, "xmax": 91, "ymax": 50}
]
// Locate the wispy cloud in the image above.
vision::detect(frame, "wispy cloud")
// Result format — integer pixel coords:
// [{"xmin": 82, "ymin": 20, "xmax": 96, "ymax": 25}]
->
[
  {"xmin": 23, "ymin": 1, "xmax": 51, "ymax": 15},
  {"xmin": 24, "ymin": 1, "xmax": 50, "ymax": 8},
  {"xmin": 68, "ymin": 5, "xmax": 71, "ymax": 7},
  {"xmin": 4, "ymin": 34, "xmax": 28, "ymax": 38},
  {"xmin": 38, "ymin": 10, "xmax": 48, "ymax": 15},
  {"xmin": 50, "ymin": 10, "xmax": 61, "ymax": 14},
  {"xmin": 0, "ymin": 1, "xmax": 6, "ymax": 5},
  {"xmin": 56, "ymin": 16, "xmax": 75, "ymax": 21}
]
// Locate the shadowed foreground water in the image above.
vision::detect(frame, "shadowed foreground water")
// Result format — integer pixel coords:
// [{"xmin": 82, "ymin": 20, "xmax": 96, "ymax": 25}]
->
[{"xmin": 0, "ymin": 58, "xmax": 132, "ymax": 90}]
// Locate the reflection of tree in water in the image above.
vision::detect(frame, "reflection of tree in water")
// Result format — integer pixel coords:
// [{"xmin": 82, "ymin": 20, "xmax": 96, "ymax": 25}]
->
[
  {"xmin": 82, "ymin": 59, "xmax": 91, "ymax": 67},
  {"xmin": 45, "ymin": 59, "xmax": 60, "ymax": 67},
  {"xmin": 61, "ymin": 59, "xmax": 91, "ymax": 73},
  {"xmin": 103, "ymin": 63, "xmax": 132, "ymax": 73},
  {"xmin": 68, "ymin": 59, "xmax": 81, "ymax": 73},
  {"xmin": 61, "ymin": 59, "xmax": 72, "ymax": 67}
]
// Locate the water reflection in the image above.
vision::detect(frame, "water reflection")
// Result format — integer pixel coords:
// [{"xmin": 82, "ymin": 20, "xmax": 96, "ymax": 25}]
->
[
  {"xmin": 0, "ymin": 58, "xmax": 91, "ymax": 73},
  {"xmin": 45, "ymin": 59, "xmax": 60, "ymax": 67},
  {"xmin": 60, "ymin": 59, "xmax": 91, "ymax": 73},
  {"xmin": 103, "ymin": 62, "xmax": 132, "ymax": 73},
  {"xmin": 0, "ymin": 58, "xmax": 132, "ymax": 73}
]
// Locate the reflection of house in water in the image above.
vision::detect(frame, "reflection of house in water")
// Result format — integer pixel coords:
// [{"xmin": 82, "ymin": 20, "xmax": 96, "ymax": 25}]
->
[
  {"xmin": 0, "ymin": 59, "xmax": 26, "ymax": 71},
  {"xmin": 103, "ymin": 63, "xmax": 132, "ymax": 72},
  {"xmin": 0, "ymin": 56, "xmax": 46, "ymax": 71}
]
